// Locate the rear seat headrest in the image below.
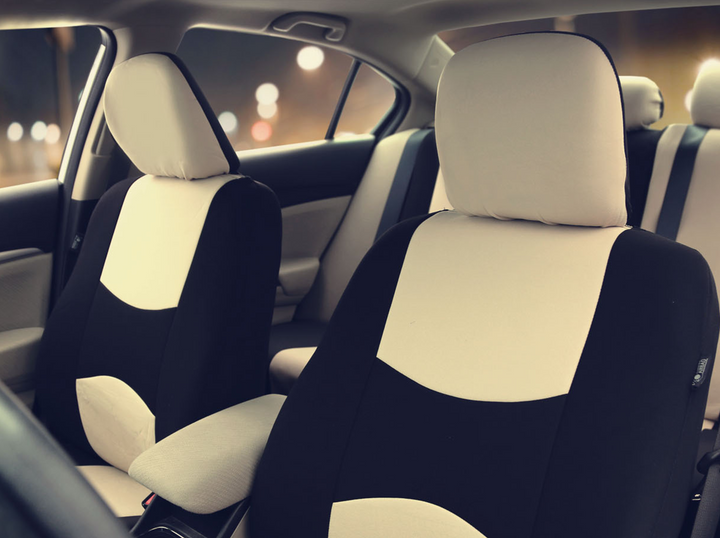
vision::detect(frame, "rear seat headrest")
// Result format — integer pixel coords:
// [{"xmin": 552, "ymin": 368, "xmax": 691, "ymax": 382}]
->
[
  {"xmin": 691, "ymin": 61, "xmax": 720, "ymax": 129},
  {"xmin": 103, "ymin": 53, "xmax": 240, "ymax": 180},
  {"xmin": 620, "ymin": 76, "xmax": 664, "ymax": 130},
  {"xmin": 436, "ymin": 32, "xmax": 628, "ymax": 227}
]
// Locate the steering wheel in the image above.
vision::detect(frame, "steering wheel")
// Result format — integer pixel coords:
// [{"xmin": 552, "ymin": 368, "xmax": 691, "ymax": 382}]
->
[{"xmin": 0, "ymin": 381, "xmax": 129, "ymax": 538}]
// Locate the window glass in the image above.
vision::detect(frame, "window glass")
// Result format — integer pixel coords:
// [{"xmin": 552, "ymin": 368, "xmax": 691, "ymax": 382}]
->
[
  {"xmin": 0, "ymin": 27, "xmax": 101, "ymax": 189},
  {"xmin": 178, "ymin": 29, "xmax": 352, "ymax": 149},
  {"xmin": 440, "ymin": 6, "xmax": 720, "ymax": 129},
  {"xmin": 336, "ymin": 63, "xmax": 396, "ymax": 137},
  {"xmin": 178, "ymin": 29, "xmax": 398, "ymax": 148}
]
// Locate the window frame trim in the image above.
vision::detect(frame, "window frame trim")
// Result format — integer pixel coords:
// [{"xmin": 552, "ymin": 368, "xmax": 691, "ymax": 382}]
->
[{"xmin": 51, "ymin": 26, "xmax": 116, "ymax": 305}]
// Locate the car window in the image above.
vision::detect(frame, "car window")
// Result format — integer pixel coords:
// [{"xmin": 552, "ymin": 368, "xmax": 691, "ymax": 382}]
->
[
  {"xmin": 177, "ymin": 29, "xmax": 396, "ymax": 149},
  {"xmin": 0, "ymin": 27, "xmax": 101, "ymax": 189},
  {"xmin": 335, "ymin": 63, "xmax": 397, "ymax": 137},
  {"xmin": 440, "ymin": 6, "xmax": 720, "ymax": 130}
]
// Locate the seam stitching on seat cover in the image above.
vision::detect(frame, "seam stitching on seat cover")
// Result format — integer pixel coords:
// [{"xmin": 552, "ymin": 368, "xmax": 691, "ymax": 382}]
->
[{"xmin": 327, "ymin": 357, "xmax": 382, "ymax": 525}]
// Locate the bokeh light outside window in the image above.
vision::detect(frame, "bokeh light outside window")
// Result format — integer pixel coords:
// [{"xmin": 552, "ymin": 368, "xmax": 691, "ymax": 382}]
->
[{"xmin": 178, "ymin": 29, "xmax": 396, "ymax": 150}]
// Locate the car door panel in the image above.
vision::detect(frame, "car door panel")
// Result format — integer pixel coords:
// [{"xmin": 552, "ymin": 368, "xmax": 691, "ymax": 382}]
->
[
  {"xmin": 238, "ymin": 136, "xmax": 375, "ymax": 323},
  {"xmin": 0, "ymin": 180, "xmax": 59, "ymax": 403}
]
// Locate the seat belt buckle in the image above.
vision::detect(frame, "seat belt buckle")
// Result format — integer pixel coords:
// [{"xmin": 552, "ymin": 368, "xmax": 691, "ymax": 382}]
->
[{"xmin": 697, "ymin": 449, "xmax": 720, "ymax": 476}]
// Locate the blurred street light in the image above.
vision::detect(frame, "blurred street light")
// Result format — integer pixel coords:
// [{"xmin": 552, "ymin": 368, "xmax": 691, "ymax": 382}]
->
[
  {"xmin": 297, "ymin": 46, "xmax": 324, "ymax": 70},
  {"xmin": 257, "ymin": 102, "xmax": 277, "ymax": 119},
  {"xmin": 31, "ymin": 121, "xmax": 48, "ymax": 142},
  {"xmin": 255, "ymin": 83, "xmax": 279, "ymax": 105},
  {"xmin": 251, "ymin": 121, "xmax": 272, "ymax": 142},
  {"xmin": 45, "ymin": 124, "xmax": 61, "ymax": 144},
  {"xmin": 7, "ymin": 123, "xmax": 23, "ymax": 142},
  {"xmin": 218, "ymin": 111, "xmax": 238, "ymax": 133}
]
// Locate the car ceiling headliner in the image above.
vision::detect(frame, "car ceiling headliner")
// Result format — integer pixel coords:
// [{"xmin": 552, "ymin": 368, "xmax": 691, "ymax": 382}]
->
[
  {"xmin": 3, "ymin": 0, "xmax": 718, "ymax": 34},
  {"xmin": 3, "ymin": 0, "xmax": 718, "ymax": 111}
]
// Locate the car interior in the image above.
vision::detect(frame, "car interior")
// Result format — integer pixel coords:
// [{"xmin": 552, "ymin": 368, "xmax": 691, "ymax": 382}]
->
[{"xmin": 1, "ymin": 1, "xmax": 720, "ymax": 538}]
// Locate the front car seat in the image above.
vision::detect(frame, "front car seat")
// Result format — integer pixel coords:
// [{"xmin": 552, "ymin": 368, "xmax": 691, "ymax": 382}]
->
[
  {"xmin": 33, "ymin": 53, "xmax": 281, "ymax": 517},
  {"xmin": 247, "ymin": 33, "xmax": 719, "ymax": 538}
]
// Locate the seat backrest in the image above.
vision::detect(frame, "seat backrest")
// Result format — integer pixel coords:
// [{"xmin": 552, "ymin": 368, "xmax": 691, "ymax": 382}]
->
[
  {"xmin": 249, "ymin": 33, "xmax": 719, "ymax": 538},
  {"xmin": 620, "ymin": 75, "xmax": 666, "ymax": 226},
  {"xmin": 641, "ymin": 62, "xmax": 720, "ymax": 424},
  {"xmin": 34, "ymin": 53, "xmax": 281, "ymax": 472}
]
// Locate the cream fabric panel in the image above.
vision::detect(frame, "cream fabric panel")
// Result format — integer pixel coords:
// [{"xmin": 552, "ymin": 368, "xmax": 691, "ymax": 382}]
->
[
  {"xmin": 100, "ymin": 174, "xmax": 237, "ymax": 310},
  {"xmin": 129, "ymin": 394, "xmax": 286, "ymax": 514},
  {"xmin": 76, "ymin": 376, "xmax": 155, "ymax": 472},
  {"xmin": 298, "ymin": 130, "xmax": 416, "ymax": 322},
  {"xmin": 436, "ymin": 33, "xmax": 627, "ymax": 227},
  {"xmin": 641, "ymin": 127, "xmax": 720, "ymax": 419},
  {"xmin": 269, "ymin": 347, "xmax": 317, "ymax": 393},
  {"xmin": 103, "ymin": 54, "xmax": 230, "ymax": 180},
  {"xmin": 378, "ymin": 211, "xmax": 626, "ymax": 402},
  {"xmin": 78, "ymin": 465, "xmax": 150, "ymax": 518},
  {"xmin": 329, "ymin": 498, "xmax": 487, "ymax": 538}
]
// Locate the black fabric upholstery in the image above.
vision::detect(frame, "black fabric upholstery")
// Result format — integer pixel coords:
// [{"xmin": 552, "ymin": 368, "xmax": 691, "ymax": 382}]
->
[
  {"xmin": 250, "ymin": 219, "xmax": 718, "ymax": 538},
  {"xmin": 34, "ymin": 176, "xmax": 281, "ymax": 456},
  {"xmin": 34, "ymin": 178, "xmax": 137, "ymax": 456},
  {"xmin": 252, "ymin": 214, "xmax": 433, "ymax": 537},
  {"xmin": 627, "ymin": 127, "xmax": 665, "ymax": 226},
  {"xmin": 532, "ymin": 228, "xmax": 718, "ymax": 537}
]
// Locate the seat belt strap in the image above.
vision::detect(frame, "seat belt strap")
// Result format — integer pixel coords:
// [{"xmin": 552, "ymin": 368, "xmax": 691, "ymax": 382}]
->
[
  {"xmin": 655, "ymin": 125, "xmax": 709, "ymax": 241},
  {"xmin": 692, "ymin": 426, "xmax": 720, "ymax": 538},
  {"xmin": 375, "ymin": 129, "xmax": 437, "ymax": 241}
]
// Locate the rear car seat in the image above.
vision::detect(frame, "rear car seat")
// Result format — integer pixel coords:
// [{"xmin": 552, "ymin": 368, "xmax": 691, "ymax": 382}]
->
[
  {"xmin": 269, "ymin": 128, "xmax": 439, "ymax": 393},
  {"xmin": 620, "ymin": 76, "xmax": 666, "ymax": 225},
  {"xmin": 248, "ymin": 32, "xmax": 719, "ymax": 538},
  {"xmin": 639, "ymin": 62, "xmax": 720, "ymax": 434},
  {"xmin": 33, "ymin": 53, "xmax": 281, "ymax": 518}
]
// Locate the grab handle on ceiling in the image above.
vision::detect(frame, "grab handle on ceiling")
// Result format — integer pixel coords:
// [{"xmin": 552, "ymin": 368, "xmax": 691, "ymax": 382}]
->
[{"xmin": 271, "ymin": 13, "xmax": 347, "ymax": 42}]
